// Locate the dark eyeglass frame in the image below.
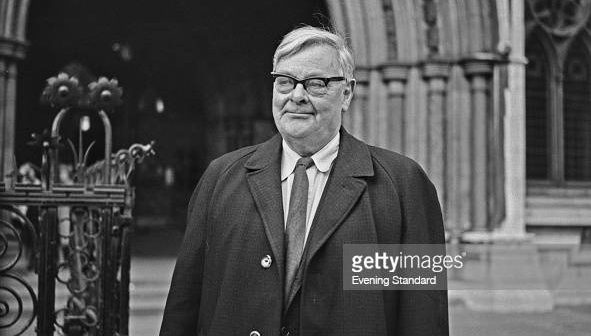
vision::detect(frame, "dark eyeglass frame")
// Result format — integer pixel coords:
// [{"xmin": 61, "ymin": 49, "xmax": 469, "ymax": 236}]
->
[{"xmin": 270, "ymin": 72, "xmax": 347, "ymax": 95}]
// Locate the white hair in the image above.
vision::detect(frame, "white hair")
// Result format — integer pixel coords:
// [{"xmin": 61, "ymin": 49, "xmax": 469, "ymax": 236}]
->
[{"xmin": 272, "ymin": 26, "xmax": 355, "ymax": 79}]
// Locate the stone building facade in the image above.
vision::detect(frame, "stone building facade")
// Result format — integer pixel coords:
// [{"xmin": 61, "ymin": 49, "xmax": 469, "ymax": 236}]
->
[{"xmin": 1, "ymin": 1, "xmax": 589, "ymax": 257}]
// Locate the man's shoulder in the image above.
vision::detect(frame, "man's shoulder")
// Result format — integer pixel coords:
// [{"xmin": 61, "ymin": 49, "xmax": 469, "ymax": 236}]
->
[
  {"xmin": 362, "ymin": 144, "xmax": 436, "ymax": 194},
  {"xmin": 366, "ymin": 145, "xmax": 424, "ymax": 177},
  {"xmin": 207, "ymin": 144, "xmax": 260, "ymax": 173}
]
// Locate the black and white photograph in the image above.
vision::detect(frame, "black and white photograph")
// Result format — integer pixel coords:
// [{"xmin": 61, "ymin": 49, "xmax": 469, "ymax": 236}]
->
[{"xmin": 1, "ymin": 1, "xmax": 590, "ymax": 335}]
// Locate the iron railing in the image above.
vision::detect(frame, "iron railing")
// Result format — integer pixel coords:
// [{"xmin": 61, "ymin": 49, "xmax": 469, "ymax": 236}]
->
[{"xmin": 0, "ymin": 73, "xmax": 154, "ymax": 335}]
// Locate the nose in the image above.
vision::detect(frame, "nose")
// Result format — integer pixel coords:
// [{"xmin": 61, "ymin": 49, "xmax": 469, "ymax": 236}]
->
[{"xmin": 290, "ymin": 83, "xmax": 309, "ymax": 104}]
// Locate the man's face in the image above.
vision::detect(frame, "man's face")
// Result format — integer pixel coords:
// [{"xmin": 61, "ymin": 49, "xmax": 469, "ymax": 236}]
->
[{"xmin": 272, "ymin": 44, "xmax": 353, "ymax": 152}]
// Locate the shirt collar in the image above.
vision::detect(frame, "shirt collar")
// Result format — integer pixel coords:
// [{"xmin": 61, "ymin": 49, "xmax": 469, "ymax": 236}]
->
[{"xmin": 281, "ymin": 132, "xmax": 340, "ymax": 181}]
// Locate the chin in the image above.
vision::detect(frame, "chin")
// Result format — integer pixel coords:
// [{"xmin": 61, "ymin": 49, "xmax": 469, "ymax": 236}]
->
[
  {"xmin": 284, "ymin": 130, "xmax": 313, "ymax": 140},
  {"xmin": 280, "ymin": 125, "xmax": 314, "ymax": 139}
]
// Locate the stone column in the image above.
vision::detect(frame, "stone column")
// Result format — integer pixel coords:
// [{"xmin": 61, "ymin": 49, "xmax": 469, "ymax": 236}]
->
[
  {"xmin": 499, "ymin": 0, "xmax": 528, "ymax": 238},
  {"xmin": 421, "ymin": 61, "xmax": 450, "ymax": 213},
  {"xmin": 462, "ymin": 57, "xmax": 494, "ymax": 234},
  {"xmin": 0, "ymin": 37, "xmax": 27, "ymax": 181},
  {"xmin": 380, "ymin": 63, "xmax": 410, "ymax": 153}
]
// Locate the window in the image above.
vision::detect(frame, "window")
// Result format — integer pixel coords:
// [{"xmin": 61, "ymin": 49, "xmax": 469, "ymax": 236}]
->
[
  {"xmin": 564, "ymin": 42, "xmax": 591, "ymax": 181},
  {"xmin": 526, "ymin": 37, "xmax": 549, "ymax": 180},
  {"xmin": 525, "ymin": 33, "xmax": 591, "ymax": 184}
]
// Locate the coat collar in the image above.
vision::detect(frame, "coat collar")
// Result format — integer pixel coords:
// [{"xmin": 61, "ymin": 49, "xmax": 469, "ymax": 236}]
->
[
  {"xmin": 245, "ymin": 128, "xmax": 373, "ymax": 175},
  {"xmin": 280, "ymin": 132, "xmax": 339, "ymax": 181},
  {"xmin": 331, "ymin": 127, "xmax": 374, "ymax": 177},
  {"xmin": 244, "ymin": 133, "xmax": 282, "ymax": 170},
  {"xmin": 244, "ymin": 128, "xmax": 374, "ymax": 177}
]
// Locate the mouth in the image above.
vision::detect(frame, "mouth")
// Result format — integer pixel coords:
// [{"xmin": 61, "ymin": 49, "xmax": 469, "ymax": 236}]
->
[{"xmin": 284, "ymin": 111, "xmax": 314, "ymax": 117}]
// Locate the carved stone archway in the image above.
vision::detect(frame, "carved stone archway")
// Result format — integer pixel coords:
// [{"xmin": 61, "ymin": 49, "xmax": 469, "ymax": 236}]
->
[
  {"xmin": 326, "ymin": 0, "xmax": 527, "ymax": 239},
  {"xmin": 0, "ymin": 0, "xmax": 30, "ymax": 179}
]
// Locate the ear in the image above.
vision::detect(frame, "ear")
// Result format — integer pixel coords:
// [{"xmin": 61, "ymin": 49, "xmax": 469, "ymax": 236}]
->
[{"xmin": 341, "ymin": 79, "xmax": 355, "ymax": 112}]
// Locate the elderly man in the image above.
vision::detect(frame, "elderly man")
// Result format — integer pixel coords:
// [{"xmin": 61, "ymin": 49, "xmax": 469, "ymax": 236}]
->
[{"xmin": 160, "ymin": 26, "xmax": 448, "ymax": 336}]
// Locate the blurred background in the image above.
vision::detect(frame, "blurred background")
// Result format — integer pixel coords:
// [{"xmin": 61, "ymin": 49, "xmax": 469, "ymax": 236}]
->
[{"xmin": 1, "ymin": 0, "xmax": 591, "ymax": 335}]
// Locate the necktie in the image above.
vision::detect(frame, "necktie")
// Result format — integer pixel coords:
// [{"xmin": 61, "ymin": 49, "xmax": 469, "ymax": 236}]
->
[{"xmin": 284, "ymin": 157, "xmax": 314, "ymax": 305}]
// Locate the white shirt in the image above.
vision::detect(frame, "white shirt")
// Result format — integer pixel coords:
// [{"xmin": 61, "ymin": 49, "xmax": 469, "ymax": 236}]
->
[{"xmin": 281, "ymin": 132, "xmax": 340, "ymax": 243}]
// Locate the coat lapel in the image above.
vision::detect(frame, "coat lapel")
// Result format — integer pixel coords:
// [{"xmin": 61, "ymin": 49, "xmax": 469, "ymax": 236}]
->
[
  {"xmin": 246, "ymin": 130, "xmax": 374, "ymax": 310},
  {"xmin": 305, "ymin": 129, "xmax": 374, "ymax": 263},
  {"xmin": 286, "ymin": 129, "xmax": 374, "ymax": 309},
  {"xmin": 245, "ymin": 134, "xmax": 286, "ymax": 282}
]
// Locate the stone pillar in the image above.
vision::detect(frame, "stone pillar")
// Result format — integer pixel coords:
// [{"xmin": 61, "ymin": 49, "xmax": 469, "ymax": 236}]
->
[
  {"xmin": 346, "ymin": 67, "xmax": 370, "ymax": 139},
  {"xmin": 498, "ymin": 0, "xmax": 528, "ymax": 238},
  {"xmin": 421, "ymin": 61, "xmax": 450, "ymax": 212},
  {"xmin": 462, "ymin": 58, "xmax": 494, "ymax": 234},
  {"xmin": 380, "ymin": 63, "xmax": 410, "ymax": 153},
  {"xmin": 0, "ymin": 37, "xmax": 27, "ymax": 180}
]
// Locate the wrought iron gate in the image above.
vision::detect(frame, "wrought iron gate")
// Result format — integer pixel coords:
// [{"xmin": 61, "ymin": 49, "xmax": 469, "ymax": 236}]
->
[{"xmin": 0, "ymin": 74, "xmax": 154, "ymax": 335}]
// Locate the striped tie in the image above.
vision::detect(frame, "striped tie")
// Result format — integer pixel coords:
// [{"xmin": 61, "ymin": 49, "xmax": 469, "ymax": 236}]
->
[{"xmin": 284, "ymin": 157, "xmax": 314, "ymax": 305}]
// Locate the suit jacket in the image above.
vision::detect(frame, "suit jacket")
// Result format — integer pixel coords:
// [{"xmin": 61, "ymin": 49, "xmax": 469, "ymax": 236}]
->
[{"xmin": 160, "ymin": 129, "xmax": 448, "ymax": 336}]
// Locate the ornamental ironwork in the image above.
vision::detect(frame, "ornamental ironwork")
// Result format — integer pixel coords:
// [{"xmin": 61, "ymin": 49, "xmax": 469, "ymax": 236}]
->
[
  {"xmin": 0, "ymin": 73, "xmax": 154, "ymax": 335},
  {"xmin": 0, "ymin": 205, "xmax": 37, "ymax": 335}
]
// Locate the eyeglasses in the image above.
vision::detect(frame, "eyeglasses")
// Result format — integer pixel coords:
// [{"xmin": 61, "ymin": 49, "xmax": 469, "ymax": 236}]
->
[{"xmin": 271, "ymin": 72, "xmax": 347, "ymax": 97}]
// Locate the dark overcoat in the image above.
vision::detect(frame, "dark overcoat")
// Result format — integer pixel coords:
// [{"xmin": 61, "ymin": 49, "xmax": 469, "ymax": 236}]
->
[{"xmin": 160, "ymin": 129, "xmax": 448, "ymax": 336}]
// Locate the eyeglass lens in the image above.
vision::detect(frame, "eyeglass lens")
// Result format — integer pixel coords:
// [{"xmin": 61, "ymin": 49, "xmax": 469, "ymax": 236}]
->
[{"xmin": 274, "ymin": 76, "xmax": 328, "ymax": 96}]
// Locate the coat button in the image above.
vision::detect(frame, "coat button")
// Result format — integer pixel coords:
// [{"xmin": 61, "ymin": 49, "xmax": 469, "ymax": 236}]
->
[
  {"xmin": 260, "ymin": 255, "xmax": 272, "ymax": 268},
  {"xmin": 281, "ymin": 326, "xmax": 290, "ymax": 336},
  {"xmin": 249, "ymin": 331, "xmax": 261, "ymax": 336}
]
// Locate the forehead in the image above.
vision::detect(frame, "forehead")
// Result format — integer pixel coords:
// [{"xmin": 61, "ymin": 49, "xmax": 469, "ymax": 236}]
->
[{"xmin": 275, "ymin": 44, "xmax": 341, "ymax": 77}]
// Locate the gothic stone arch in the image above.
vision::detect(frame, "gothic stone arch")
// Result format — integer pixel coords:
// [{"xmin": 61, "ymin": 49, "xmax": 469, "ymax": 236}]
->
[{"xmin": 326, "ymin": 0, "xmax": 525, "ymax": 238}]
